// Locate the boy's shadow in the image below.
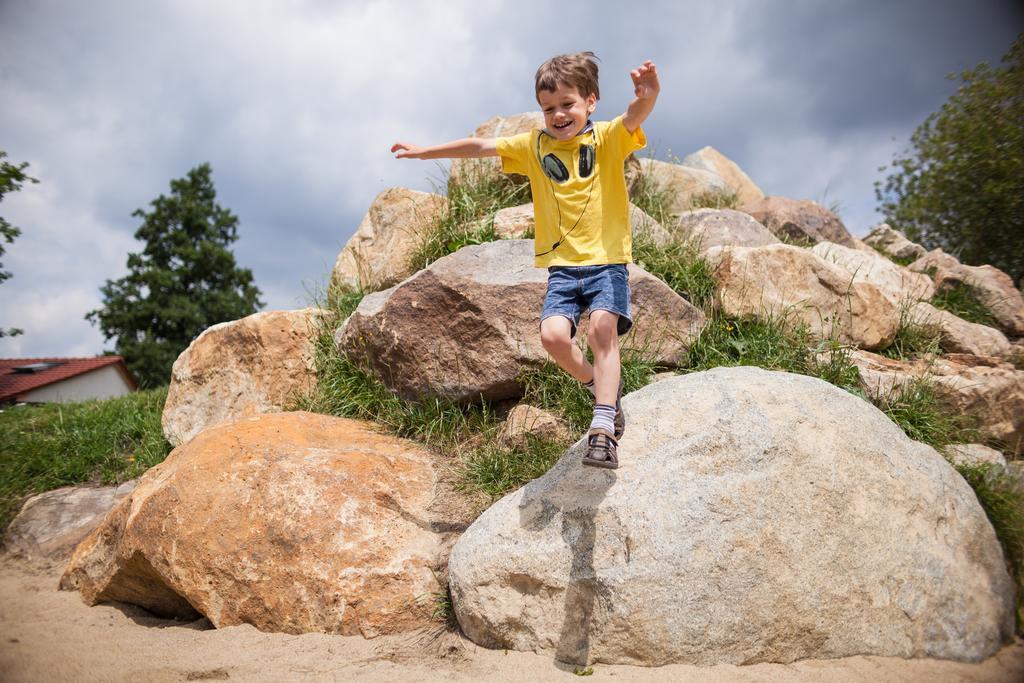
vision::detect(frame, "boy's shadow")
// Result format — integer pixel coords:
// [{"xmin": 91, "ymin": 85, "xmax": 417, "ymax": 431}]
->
[{"xmin": 518, "ymin": 459, "xmax": 616, "ymax": 669}]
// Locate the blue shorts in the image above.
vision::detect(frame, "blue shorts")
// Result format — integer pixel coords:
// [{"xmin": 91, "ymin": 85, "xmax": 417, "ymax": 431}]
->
[{"xmin": 540, "ymin": 264, "xmax": 633, "ymax": 338}]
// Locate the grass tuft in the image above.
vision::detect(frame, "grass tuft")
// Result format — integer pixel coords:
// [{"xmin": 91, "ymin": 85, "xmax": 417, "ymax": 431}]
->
[
  {"xmin": 0, "ymin": 387, "xmax": 171, "ymax": 534},
  {"xmin": 633, "ymin": 234, "xmax": 717, "ymax": 309},
  {"xmin": 931, "ymin": 282, "xmax": 999, "ymax": 327},
  {"xmin": 872, "ymin": 376, "xmax": 980, "ymax": 451},
  {"xmin": 687, "ymin": 189, "xmax": 740, "ymax": 210},
  {"xmin": 629, "ymin": 155, "xmax": 679, "ymax": 227},
  {"xmin": 880, "ymin": 304, "xmax": 943, "ymax": 360},
  {"xmin": 458, "ymin": 433, "xmax": 566, "ymax": 500},
  {"xmin": 954, "ymin": 462, "xmax": 1024, "ymax": 633}
]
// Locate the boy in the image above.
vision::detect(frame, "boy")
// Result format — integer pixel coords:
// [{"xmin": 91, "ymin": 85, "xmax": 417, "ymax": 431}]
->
[{"xmin": 391, "ymin": 52, "xmax": 659, "ymax": 469}]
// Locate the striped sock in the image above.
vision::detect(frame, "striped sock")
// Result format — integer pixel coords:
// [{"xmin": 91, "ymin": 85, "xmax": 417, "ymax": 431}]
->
[{"xmin": 589, "ymin": 403, "xmax": 616, "ymax": 434}]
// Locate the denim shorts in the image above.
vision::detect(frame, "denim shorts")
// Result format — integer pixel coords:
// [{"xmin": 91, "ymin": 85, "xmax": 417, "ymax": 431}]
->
[{"xmin": 540, "ymin": 264, "xmax": 633, "ymax": 338}]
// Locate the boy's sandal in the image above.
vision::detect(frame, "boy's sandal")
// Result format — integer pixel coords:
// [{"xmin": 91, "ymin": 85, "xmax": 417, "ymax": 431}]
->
[
  {"xmin": 583, "ymin": 428, "xmax": 619, "ymax": 469},
  {"xmin": 614, "ymin": 376, "xmax": 625, "ymax": 440}
]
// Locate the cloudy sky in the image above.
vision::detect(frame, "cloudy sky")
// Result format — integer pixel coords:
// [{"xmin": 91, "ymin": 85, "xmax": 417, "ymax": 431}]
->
[{"xmin": 1, "ymin": 0, "xmax": 1021, "ymax": 358}]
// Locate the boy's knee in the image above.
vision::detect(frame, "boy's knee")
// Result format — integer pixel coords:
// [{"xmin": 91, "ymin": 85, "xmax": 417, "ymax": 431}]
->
[
  {"xmin": 588, "ymin": 311, "xmax": 618, "ymax": 348},
  {"xmin": 540, "ymin": 320, "xmax": 572, "ymax": 352}
]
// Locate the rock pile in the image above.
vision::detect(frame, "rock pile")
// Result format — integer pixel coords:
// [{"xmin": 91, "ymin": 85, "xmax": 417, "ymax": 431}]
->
[{"xmin": 43, "ymin": 112, "xmax": 1023, "ymax": 669}]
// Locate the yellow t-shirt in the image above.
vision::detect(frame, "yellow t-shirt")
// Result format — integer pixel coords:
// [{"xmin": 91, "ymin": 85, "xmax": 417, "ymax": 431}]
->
[{"xmin": 495, "ymin": 115, "xmax": 646, "ymax": 268}]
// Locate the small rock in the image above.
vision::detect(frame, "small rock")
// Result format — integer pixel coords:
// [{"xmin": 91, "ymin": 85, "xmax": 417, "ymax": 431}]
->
[
  {"xmin": 497, "ymin": 405, "xmax": 572, "ymax": 448},
  {"xmin": 863, "ymin": 224, "xmax": 927, "ymax": 262},
  {"xmin": 4, "ymin": 481, "xmax": 137, "ymax": 562},
  {"xmin": 680, "ymin": 146, "xmax": 765, "ymax": 205},
  {"xmin": 673, "ymin": 208, "xmax": 779, "ymax": 255},
  {"xmin": 740, "ymin": 196, "xmax": 856, "ymax": 247}
]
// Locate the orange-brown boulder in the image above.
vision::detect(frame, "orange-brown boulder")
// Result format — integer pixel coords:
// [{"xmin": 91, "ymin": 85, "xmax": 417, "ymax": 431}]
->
[{"xmin": 61, "ymin": 412, "xmax": 453, "ymax": 637}]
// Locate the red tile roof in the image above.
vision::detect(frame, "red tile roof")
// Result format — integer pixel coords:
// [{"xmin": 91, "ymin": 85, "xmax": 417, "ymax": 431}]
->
[{"xmin": 0, "ymin": 356, "xmax": 138, "ymax": 402}]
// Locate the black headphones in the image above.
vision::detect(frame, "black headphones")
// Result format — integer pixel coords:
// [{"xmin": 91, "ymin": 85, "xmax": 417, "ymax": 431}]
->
[
  {"xmin": 534, "ymin": 122, "xmax": 599, "ymax": 257},
  {"xmin": 535, "ymin": 123, "xmax": 597, "ymax": 183}
]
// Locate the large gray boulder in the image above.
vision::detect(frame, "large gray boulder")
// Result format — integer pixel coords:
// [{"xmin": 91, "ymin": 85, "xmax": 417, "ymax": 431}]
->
[
  {"xmin": 336, "ymin": 240, "xmax": 705, "ymax": 403},
  {"xmin": 448, "ymin": 367, "xmax": 1015, "ymax": 666}
]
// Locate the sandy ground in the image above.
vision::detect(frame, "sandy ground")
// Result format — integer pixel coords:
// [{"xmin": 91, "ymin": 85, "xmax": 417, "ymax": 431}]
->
[{"xmin": 1, "ymin": 556, "xmax": 1022, "ymax": 683}]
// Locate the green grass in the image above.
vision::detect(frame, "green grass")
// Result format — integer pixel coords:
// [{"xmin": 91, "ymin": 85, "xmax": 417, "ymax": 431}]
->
[
  {"xmin": 879, "ymin": 305, "xmax": 943, "ymax": 360},
  {"xmin": 458, "ymin": 433, "xmax": 567, "ymax": 499},
  {"xmin": 872, "ymin": 376, "xmax": 980, "ymax": 451},
  {"xmin": 633, "ymin": 234, "xmax": 717, "ymax": 309},
  {"xmin": 868, "ymin": 243, "xmax": 917, "ymax": 267},
  {"xmin": 687, "ymin": 189, "xmax": 740, "ymax": 210},
  {"xmin": 955, "ymin": 462, "xmax": 1024, "ymax": 634},
  {"xmin": 406, "ymin": 164, "xmax": 530, "ymax": 273},
  {"xmin": 629, "ymin": 154, "xmax": 679, "ymax": 227},
  {"xmin": 931, "ymin": 282, "xmax": 999, "ymax": 327},
  {"xmin": 0, "ymin": 387, "xmax": 171, "ymax": 534}
]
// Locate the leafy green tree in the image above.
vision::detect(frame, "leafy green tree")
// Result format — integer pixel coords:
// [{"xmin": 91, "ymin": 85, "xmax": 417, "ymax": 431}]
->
[
  {"xmin": 876, "ymin": 34, "xmax": 1023, "ymax": 285},
  {"xmin": 87, "ymin": 163, "xmax": 264, "ymax": 387},
  {"xmin": 0, "ymin": 151, "xmax": 39, "ymax": 337}
]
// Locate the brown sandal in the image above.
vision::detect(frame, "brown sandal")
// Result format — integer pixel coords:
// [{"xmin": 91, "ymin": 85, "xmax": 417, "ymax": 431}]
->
[{"xmin": 583, "ymin": 428, "xmax": 619, "ymax": 469}]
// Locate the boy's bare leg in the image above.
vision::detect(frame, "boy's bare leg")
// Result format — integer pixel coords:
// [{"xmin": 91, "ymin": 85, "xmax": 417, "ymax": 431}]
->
[
  {"xmin": 587, "ymin": 310, "xmax": 621, "ymax": 407},
  {"xmin": 540, "ymin": 316, "xmax": 593, "ymax": 382}
]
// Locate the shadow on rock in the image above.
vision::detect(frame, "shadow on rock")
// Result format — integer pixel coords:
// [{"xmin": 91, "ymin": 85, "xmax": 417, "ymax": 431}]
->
[{"xmin": 517, "ymin": 462, "xmax": 616, "ymax": 667}]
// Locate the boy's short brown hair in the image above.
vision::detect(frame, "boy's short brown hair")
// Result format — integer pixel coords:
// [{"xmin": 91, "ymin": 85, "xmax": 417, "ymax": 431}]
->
[{"xmin": 535, "ymin": 51, "xmax": 600, "ymax": 102}]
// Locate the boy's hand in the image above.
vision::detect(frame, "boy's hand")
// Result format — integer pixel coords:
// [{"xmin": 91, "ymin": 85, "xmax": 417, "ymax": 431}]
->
[
  {"xmin": 391, "ymin": 142, "xmax": 426, "ymax": 159},
  {"xmin": 630, "ymin": 60, "xmax": 660, "ymax": 100}
]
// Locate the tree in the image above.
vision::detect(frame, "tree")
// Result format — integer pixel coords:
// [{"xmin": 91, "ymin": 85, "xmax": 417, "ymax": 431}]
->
[
  {"xmin": 0, "ymin": 151, "xmax": 39, "ymax": 337},
  {"xmin": 86, "ymin": 163, "xmax": 264, "ymax": 387},
  {"xmin": 876, "ymin": 33, "xmax": 1023, "ymax": 285}
]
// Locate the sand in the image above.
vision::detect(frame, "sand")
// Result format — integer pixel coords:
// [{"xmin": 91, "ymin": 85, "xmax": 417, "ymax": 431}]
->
[{"xmin": 1, "ymin": 556, "xmax": 1022, "ymax": 683}]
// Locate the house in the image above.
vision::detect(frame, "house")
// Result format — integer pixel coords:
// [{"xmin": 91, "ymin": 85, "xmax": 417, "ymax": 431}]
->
[{"xmin": 0, "ymin": 357, "xmax": 139, "ymax": 405}]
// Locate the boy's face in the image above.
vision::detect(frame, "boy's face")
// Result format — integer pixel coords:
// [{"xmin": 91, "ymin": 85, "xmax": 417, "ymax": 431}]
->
[{"xmin": 537, "ymin": 82, "xmax": 597, "ymax": 141}]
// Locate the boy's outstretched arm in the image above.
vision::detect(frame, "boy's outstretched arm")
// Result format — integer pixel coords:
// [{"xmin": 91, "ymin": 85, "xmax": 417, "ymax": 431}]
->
[
  {"xmin": 391, "ymin": 137, "xmax": 498, "ymax": 160},
  {"xmin": 622, "ymin": 60, "xmax": 660, "ymax": 134}
]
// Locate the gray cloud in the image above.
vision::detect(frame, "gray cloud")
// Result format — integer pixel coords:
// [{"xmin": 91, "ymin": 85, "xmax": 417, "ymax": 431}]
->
[{"xmin": 1, "ymin": 0, "xmax": 1020, "ymax": 357}]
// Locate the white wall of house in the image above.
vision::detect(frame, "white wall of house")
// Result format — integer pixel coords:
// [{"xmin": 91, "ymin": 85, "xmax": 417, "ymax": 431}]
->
[{"xmin": 22, "ymin": 365, "xmax": 134, "ymax": 403}]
